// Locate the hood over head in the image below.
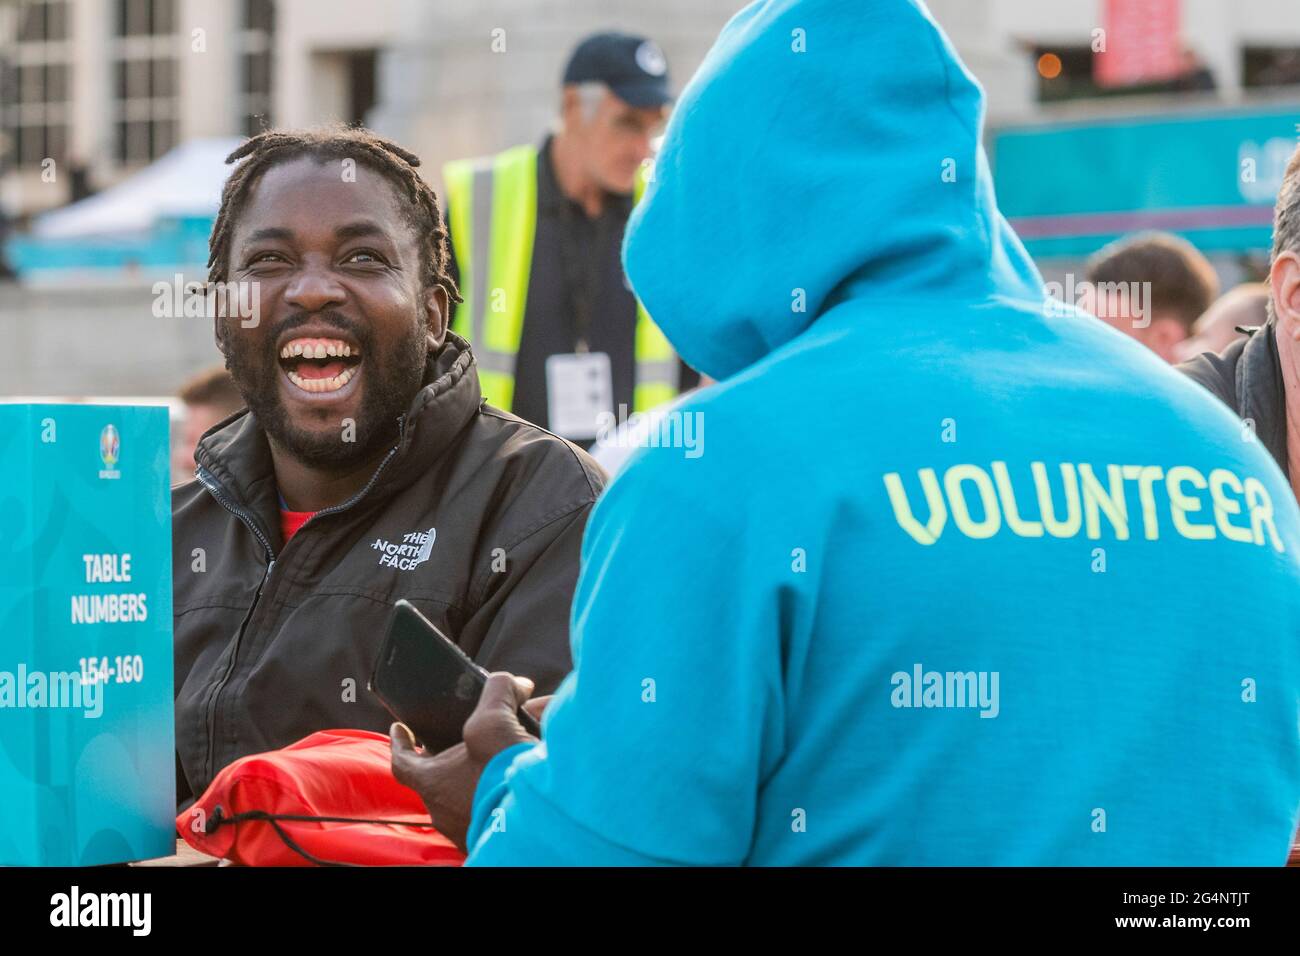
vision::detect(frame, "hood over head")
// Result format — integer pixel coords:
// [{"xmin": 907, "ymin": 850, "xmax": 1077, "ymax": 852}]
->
[{"xmin": 623, "ymin": 0, "xmax": 1044, "ymax": 381}]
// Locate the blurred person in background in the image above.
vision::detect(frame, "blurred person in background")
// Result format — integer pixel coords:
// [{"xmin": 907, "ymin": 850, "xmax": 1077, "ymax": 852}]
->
[
  {"xmin": 1085, "ymin": 231, "xmax": 1219, "ymax": 363},
  {"xmin": 1175, "ymin": 282, "xmax": 1267, "ymax": 362},
  {"xmin": 172, "ymin": 366, "xmax": 243, "ymax": 486},
  {"xmin": 391, "ymin": 0, "xmax": 1300, "ymax": 866},
  {"xmin": 1173, "ymin": 47, "xmax": 1216, "ymax": 93},
  {"xmin": 443, "ymin": 32, "xmax": 698, "ymax": 447},
  {"xmin": 1181, "ymin": 149, "xmax": 1300, "ymax": 501}
]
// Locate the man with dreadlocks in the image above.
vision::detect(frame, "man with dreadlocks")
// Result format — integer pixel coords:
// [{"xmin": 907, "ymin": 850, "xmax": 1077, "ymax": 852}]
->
[{"xmin": 170, "ymin": 126, "xmax": 603, "ymax": 807}]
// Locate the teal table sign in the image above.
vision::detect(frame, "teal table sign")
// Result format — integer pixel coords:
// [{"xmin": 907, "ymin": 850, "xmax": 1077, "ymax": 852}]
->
[{"xmin": 0, "ymin": 404, "xmax": 175, "ymax": 866}]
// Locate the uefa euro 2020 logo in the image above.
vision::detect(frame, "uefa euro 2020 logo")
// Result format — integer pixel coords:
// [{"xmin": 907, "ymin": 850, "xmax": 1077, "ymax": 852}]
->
[{"xmin": 98, "ymin": 424, "xmax": 121, "ymax": 480}]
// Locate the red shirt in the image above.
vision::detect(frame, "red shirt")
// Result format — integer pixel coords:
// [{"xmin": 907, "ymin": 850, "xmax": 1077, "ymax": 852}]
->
[{"xmin": 280, "ymin": 508, "xmax": 316, "ymax": 543}]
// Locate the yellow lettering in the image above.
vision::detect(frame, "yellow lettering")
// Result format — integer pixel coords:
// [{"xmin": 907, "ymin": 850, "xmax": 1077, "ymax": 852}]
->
[
  {"xmin": 1244, "ymin": 477, "xmax": 1284, "ymax": 552},
  {"xmin": 991, "ymin": 461, "xmax": 1043, "ymax": 537},
  {"xmin": 884, "ymin": 470, "xmax": 947, "ymax": 545},
  {"xmin": 944, "ymin": 465, "xmax": 1001, "ymax": 539},
  {"xmin": 1121, "ymin": 464, "xmax": 1163, "ymax": 540},
  {"xmin": 1167, "ymin": 466, "xmax": 1215, "ymax": 540},
  {"xmin": 1208, "ymin": 468, "xmax": 1253, "ymax": 544},
  {"xmin": 1079, "ymin": 463, "xmax": 1129, "ymax": 540},
  {"xmin": 1031, "ymin": 461, "xmax": 1082, "ymax": 538}
]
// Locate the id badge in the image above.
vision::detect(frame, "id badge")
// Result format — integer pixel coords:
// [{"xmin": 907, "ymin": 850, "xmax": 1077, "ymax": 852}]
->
[{"xmin": 546, "ymin": 351, "xmax": 613, "ymax": 440}]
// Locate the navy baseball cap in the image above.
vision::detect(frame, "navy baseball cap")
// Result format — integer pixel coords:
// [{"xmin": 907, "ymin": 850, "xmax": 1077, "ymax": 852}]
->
[{"xmin": 563, "ymin": 32, "xmax": 672, "ymax": 109}]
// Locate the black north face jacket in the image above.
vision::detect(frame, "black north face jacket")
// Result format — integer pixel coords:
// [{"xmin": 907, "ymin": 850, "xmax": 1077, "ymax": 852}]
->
[
  {"xmin": 1177, "ymin": 319, "xmax": 1289, "ymax": 479},
  {"xmin": 172, "ymin": 333, "xmax": 603, "ymax": 804}
]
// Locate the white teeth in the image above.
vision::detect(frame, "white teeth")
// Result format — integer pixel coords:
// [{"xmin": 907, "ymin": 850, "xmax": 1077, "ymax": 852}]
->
[
  {"xmin": 286, "ymin": 364, "xmax": 356, "ymax": 394},
  {"xmin": 280, "ymin": 338, "xmax": 360, "ymax": 362}
]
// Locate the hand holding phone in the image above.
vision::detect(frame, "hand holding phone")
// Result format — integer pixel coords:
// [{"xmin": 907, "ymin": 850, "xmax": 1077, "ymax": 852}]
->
[{"xmin": 368, "ymin": 599, "xmax": 543, "ymax": 754}]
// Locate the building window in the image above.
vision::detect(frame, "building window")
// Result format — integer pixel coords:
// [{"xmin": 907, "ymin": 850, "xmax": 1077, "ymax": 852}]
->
[
  {"xmin": 111, "ymin": 0, "xmax": 177, "ymax": 164},
  {"xmin": 117, "ymin": 0, "xmax": 175, "ymax": 38},
  {"xmin": 0, "ymin": 0, "xmax": 72, "ymax": 172},
  {"xmin": 1243, "ymin": 47, "xmax": 1300, "ymax": 89},
  {"xmin": 240, "ymin": 0, "xmax": 275, "ymax": 136},
  {"xmin": 1034, "ymin": 45, "xmax": 1098, "ymax": 103},
  {"xmin": 345, "ymin": 50, "xmax": 377, "ymax": 126},
  {"xmin": 1034, "ymin": 43, "xmax": 1217, "ymax": 103}
]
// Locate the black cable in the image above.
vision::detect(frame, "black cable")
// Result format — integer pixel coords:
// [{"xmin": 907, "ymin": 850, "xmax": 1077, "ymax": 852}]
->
[{"xmin": 204, "ymin": 805, "xmax": 442, "ymax": 867}]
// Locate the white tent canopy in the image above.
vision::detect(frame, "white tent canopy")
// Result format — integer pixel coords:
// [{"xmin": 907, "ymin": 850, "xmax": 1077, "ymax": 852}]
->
[{"xmin": 33, "ymin": 137, "xmax": 244, "ymax": 240}]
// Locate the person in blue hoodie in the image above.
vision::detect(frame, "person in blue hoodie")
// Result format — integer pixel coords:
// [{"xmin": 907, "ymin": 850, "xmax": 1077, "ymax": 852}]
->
[{"xmin": 391, "ymin": 0, "xmax": 1300, "ymax": 865}]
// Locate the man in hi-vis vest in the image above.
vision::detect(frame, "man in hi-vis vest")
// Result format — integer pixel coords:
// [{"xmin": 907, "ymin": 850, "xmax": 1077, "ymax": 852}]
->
[{"xmin": 443, "ymin": 32, "xmax": 699, "ymax": 445}]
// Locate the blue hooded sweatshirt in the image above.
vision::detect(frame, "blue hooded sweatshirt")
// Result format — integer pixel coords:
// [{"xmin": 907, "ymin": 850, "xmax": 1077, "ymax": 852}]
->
[{"xmin": 466, "ymin": 0, "xmax": 1300, "ymax": 865}]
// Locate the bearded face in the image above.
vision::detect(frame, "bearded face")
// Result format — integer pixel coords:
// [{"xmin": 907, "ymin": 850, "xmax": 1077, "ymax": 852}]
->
[{"xmin": 218, "ymin": 156, "xmax": 445, "ymax": 471}]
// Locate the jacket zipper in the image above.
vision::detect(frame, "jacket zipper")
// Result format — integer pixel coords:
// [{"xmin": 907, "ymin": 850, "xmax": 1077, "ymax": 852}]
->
[
  {"xmin": 192, "ymin": 416, "xmax": 407, "ymax": 784},
  {"xmin": 295, "ymin": 437, "xmax": 403, "ymax": 531},
  {"xmin": 194, "ymin": 467, "xmax": 276, "ymax": 784}
]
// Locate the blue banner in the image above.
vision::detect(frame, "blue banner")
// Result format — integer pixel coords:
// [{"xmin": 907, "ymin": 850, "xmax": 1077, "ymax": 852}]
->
[
  {"xmin": 993, "ymin": 105, "xmax": 1300, "ymax": 259},
  {"xmin": 0, "ymin": 404, "xmax": 174, "ymax": 866}
]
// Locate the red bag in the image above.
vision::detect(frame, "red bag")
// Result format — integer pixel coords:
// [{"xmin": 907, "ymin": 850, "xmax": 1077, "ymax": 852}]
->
[{"xmin": 177, "ymin": 728, "xmax": 465, "ymax": 866}]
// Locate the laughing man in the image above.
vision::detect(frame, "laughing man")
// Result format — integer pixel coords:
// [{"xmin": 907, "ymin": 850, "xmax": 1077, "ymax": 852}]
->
[{"xmin": 170, "ymin": 128, "xmax": 603, "ymax": 805}]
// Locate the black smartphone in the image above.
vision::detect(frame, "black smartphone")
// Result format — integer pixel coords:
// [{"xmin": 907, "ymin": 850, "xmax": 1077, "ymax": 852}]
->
[{"xmin": 368, "ymin": 599, "xmax": 542, "ymax": 753}]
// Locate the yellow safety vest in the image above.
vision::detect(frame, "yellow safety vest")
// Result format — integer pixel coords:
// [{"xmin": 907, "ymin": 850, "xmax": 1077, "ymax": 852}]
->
[{"xmin": 443, "ymin": 144, "xmax": 678, "ymax": 414}]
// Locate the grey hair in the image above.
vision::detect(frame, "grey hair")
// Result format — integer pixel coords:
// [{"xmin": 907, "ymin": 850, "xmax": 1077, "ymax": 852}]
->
[
  {"xmin": 575, "ymin": 81, "xmax": 607, "ymax": 121},
  {"xmin": 1266, "ymin": 145, "xmax": 1300, "ymax": 323},
  {"xmin": 554, "ymin": 81, "xmax": 608, "ymax": 132},
  {"xmin": 1273, "ymin": 145, "xmax": 1300, "ymax": 262}
]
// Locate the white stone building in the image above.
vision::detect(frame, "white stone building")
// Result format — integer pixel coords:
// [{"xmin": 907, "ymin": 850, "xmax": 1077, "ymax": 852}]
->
[
  {"xmin": 0, "ymin": 0, "xmax": 746, "ymax": 217},
  {"xmin": 3, "ymin": 0, "xmax": 1300, "ymax": 397}
]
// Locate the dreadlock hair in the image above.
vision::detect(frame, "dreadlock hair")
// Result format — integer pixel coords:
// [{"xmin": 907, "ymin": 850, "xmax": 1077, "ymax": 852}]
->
[{"xmin": 206, "ymin": 125, "xmax": 462, "ymax": 306}]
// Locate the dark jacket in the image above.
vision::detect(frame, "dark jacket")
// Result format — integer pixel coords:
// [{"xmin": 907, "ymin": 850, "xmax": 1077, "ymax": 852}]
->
[
  {"xmin": 1177, "ymin": 319, "xmax": 1289, "ymax": 478},
  {"xmin": 172, "ymin": 332, "xmax": 603, "ymax": 804}
]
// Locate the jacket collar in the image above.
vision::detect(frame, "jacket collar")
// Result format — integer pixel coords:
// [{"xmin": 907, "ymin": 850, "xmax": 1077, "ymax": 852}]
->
[
  {"xmin": 193, "ymin": 332, "xmax": 483, "ymax": 553},
  {"xmin": 1237, "ymin": 318, "xmax": 1289, "ymax": 478}
]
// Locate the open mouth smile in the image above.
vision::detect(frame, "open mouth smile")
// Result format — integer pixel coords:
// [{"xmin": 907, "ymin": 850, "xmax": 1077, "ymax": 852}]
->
[{"xmin": 277, "ymin": 336, "xmax": 363, "ymax": 395}]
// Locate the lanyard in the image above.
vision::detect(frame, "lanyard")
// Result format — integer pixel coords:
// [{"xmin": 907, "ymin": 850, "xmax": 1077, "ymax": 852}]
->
[{"xmin": 556, "ymin": 197, "xmax": 609, "ymax": 354}]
